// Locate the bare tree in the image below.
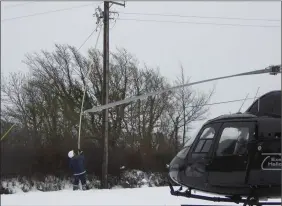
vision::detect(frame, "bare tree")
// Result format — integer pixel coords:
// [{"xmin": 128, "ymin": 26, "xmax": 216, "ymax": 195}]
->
[
  {"xmin": 167, "ymin": 65, "xmax": 215, "ymax": 149},
  {"xmin": 1, "ymin": 44, "xmax": 215, "ymax": 181}
]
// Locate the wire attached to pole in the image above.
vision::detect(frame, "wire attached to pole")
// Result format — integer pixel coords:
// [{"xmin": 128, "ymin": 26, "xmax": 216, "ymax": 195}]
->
[{"xmin": 77, "ymin": 23, "xmax": 102, "ymax": 150}]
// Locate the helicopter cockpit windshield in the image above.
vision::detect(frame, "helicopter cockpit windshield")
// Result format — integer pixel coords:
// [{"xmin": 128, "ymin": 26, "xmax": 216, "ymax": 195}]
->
[
  {"xmin": 176, "ymin": 131, "xmax": 199, "ymax": 158},
  {"xmin": 169, "ymin": 126, "xmax": 216, "ymax": 184},
  {"xmin": 184, "ymin": 127, "xmax": 201, "ymax": 147},
  {"xmin": 175, "ymin": 127, "xmax": 215, "ymax": 159},
  {"xmin": 169, "ymin": 130, "xmax": 198, "ymax": 183}
]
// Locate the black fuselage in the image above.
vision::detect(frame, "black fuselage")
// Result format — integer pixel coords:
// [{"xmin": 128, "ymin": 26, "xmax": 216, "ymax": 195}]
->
[{"xmin": 169, "ymin": 114, "xmax": 281, "ymax": 199}]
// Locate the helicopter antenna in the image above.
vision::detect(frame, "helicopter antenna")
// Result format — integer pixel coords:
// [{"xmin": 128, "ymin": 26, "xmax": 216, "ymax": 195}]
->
[
  {"xmin": 238, "ymin": 93, "xmax": 249, "ymax": 113},
  {"xmin": 253, "ymin": 87, "xmax": 260, "ymax": 103},
  {"xmin": 84, "ymin": 65, "xmax": 281, "ymax": 113},
  {"xmin": 253, "ymin": 87, "xmax": 261, "ymax": 113},
  {"xmin": 258, "ymin": 94, "xmax": 260, "ymax": 113}
]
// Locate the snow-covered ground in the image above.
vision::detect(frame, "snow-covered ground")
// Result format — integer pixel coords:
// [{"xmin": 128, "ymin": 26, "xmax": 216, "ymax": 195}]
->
[{"xmin": 1, "ymin": 186, "xmax": 281, "ymax": 206}]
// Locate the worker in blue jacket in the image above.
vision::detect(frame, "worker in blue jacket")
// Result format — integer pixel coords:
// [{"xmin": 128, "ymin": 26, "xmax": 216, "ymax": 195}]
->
[{"xmin": 68, "ymin": 149, "xmax": 89, "ymax": 190}]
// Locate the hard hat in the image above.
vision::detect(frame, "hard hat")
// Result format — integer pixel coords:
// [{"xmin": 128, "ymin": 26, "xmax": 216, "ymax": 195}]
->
[{"xmin": 68, "ymin": 150, "xmax": 74, "ymax": 158}]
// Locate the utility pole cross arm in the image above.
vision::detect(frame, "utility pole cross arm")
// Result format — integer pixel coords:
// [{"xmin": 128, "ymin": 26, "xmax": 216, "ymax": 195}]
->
[{"xmin": 109, "ymin": 1, "xmax": 126, "ymax": 7}]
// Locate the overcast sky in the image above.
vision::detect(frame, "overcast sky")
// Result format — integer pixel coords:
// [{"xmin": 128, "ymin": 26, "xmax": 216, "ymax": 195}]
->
[{"xmin": 1, "ymin": 1, "xmax": 281, "ymax": 137}]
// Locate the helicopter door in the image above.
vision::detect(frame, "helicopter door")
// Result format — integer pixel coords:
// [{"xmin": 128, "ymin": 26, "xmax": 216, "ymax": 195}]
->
[
  {"xmin": 207, "ymin": 121, "xmax": 254, "ymax": 187},
  {"xmin": 182, "ymin": 123, "xmax": 221, "ymax": 187}
]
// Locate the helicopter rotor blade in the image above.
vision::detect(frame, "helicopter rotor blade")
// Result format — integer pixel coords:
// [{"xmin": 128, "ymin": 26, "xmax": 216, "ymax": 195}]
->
[{"xmin": 84, "ymin": 65, "xmax": 281, "ymax": 113}]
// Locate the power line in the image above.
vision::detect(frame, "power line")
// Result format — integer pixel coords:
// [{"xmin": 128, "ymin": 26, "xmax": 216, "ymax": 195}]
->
[
  {"xmin": 1, "ymin": 3, "xmax": 96, "ymax": 22},
  {"xmin": 3, "ymin": 2, "xmax": 34, "ymax": 9},
  {"xmin": 77, "ymin": 23, "xmax": 102, "ymax": 51},
  {"xmin": 117, "ymin": 18, "xmax": 280, "ymax": 28},
  {"xmin": 76, "ymin": 1, "xmax": 104, "ymax": 51},
  {"xmin": 78, "ymin": 29, "xmax": 97, "ymax": 51},
  {"xmin": 2, "ymin": 3, "xmax": 279, "ymax": 26},
  {"xmin": 77, "ymin": 22, "xmax": 103, "ymax": 150},
  {"xmin": 119, "ymin": 12, "xmax": 280, "ymax": 22}
]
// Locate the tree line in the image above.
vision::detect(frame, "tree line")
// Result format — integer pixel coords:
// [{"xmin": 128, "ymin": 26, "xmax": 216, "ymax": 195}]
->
[{"xmin": 1, "ymin": 44, "xmax": 214, "ymax": 183}]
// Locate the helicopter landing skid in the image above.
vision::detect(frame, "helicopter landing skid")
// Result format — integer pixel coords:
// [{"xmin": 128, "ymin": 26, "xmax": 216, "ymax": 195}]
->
[{"xmin": 168, "ymin": 183, "xmax": 281, "ymax": 206}]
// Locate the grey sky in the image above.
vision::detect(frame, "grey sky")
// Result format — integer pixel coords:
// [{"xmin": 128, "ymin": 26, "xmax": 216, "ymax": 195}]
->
[{"xmin": 1, "ymin": 1, "xmax": 281, "ymax": 136}]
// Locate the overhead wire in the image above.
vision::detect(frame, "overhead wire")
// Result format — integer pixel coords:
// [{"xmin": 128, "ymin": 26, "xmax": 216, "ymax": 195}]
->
[
  {"xmin": 2, "ymin": 3, "xmax": 280, "ymax": 143},
  {"xmin": 116, "ymin": 18, "xmax": 280, "ymax": 28},
  {"xmin": 1, "ymin": 3, "xmax": 103, "ymax": 144},
  {"xmin": 1, "ymin": 3, "xmax": 96, "ymax": 22},
  {"xmin": 77, "ymin": 21, "xmax": 103, "ymax": 150},
  {"xmin": 119, "ymin": 11, "xmax": 280, "ymax": 22},
  {"xmin": 1, "ymin": 3, "xmax": 279, "ymax": 29},
  {"xmin": 3, "ymin": 2, "xmax": 35, "ymax": 9},
  {"xmin": 77, "ymin": 25, "xmax": 100, "ymax": 51}
]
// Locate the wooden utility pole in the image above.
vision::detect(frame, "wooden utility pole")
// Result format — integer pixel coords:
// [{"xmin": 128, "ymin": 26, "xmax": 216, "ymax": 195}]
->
[
  {"xmin": 101, "ymin": 0, "xmax": 125, "ymax": 189},
  {"xmin": 101, "ymin": 0, "xmax": 110, "ymax": 189}
]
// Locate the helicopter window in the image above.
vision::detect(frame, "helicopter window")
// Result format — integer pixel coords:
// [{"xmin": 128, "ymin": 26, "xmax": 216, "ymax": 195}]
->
[
  {"xmin": 194, "ymin": 140, "xmax": 205, "ymax": 152},
  {"xmin": 193, "ymin": 127, "xmax": 216, "ymax": 154},
  {"xmin": 216, "ymin": 126, "xmax": 250, "ymax": 156},
  {"xmin": 201, "ymin": 139, "xmax": 213, "ymax": 153},
  {"xmin": 184, "ymin": 136, "xmax": 195, "ymax": 147},
  {"xmin": 200, "ymin": 127, "xmax": 215, "ymax": 139},
  {"xmin": 177, "ymin": 146, "xmax": 191, "ymax": 158}
]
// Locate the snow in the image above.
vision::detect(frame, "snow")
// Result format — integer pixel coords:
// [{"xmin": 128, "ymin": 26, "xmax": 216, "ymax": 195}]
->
[
  {"xmin": 49, "ymin": 79, "xmax": 54, "ymax": 84},
  {"xmin": 1, "ymin": 186, "xmax": 281, "ymax": 206}
]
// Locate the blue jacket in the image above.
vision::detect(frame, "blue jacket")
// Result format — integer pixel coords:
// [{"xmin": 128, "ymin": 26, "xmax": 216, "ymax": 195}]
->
[{"xmin": 69, "ymin": 152, "xmax": 86, "ymax": 175}]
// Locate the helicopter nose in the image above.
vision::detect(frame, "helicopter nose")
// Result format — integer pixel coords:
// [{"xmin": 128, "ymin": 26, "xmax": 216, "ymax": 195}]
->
[
  {"xmin": 168, "ymin": 156, "xmax": 186, "ymax": 184},
  {"xmin": 169, "ymin": 162, "xmax": 181, "ymax": 183},
  {"xmin": 168, "ymin": 146, "xmax": 190, "ymax": 184}
]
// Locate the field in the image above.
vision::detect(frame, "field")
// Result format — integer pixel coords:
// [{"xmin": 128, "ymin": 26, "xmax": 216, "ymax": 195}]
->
[{"xmin": 2, "ymin": 186, "xmax": 281, "ymax": 206}]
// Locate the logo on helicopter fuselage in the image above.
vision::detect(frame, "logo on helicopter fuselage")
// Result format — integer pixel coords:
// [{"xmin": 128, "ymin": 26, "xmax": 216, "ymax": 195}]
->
[{"xmin": 261, "ymin": 153, "xmax": 281, "ymax": 170}]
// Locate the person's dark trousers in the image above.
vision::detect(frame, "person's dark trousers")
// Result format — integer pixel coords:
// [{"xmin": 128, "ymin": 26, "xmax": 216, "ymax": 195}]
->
[{"xmin": 73, "ymin": 173, "xmax": 89, "ymax": 190}]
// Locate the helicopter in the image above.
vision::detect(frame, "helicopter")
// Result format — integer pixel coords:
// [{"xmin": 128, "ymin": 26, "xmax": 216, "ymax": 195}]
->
[
  {"xmin": 84, "ymin": 65, "xmax": 281, "ymax": 206},
  {"xmin": 167, "ymin": 90, "xmax": 281, "ymax": 206}
]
